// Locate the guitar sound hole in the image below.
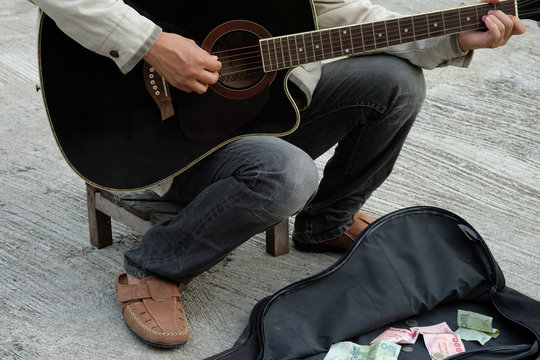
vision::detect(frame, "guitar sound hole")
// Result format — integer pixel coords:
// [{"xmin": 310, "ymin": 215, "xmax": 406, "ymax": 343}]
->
[
  {"xmin": 213, "ymin": 30, "xmax": 265, "ymax": 90},
  {"xmin": 204, "ymin": 20, "xmax": 276, "ymax": 100}
]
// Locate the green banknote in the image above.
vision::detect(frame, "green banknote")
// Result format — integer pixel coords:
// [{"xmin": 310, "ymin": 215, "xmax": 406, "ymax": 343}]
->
[
  {"xmin": 457, "ymin": 310, "xmax": 495, "ymax": 333},
  {"xmin": 324, "ymin": 340, "xmax": 401, "ymax": 360},
  {"xmin": 455, "ymin": 327, "xmax": 493, "ymax": 345},
  {"xmin": 457, "ymin": 310, "xmax": 500, "ymax": 345}
]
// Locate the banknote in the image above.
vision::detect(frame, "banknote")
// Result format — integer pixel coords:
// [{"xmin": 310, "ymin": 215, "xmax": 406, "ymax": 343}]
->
[
  {"xmin": 370, "ymin": 327, "xmax": 419, "ymax": 345},
  {"xmin": 457, "ymin": 310, "xmax": 494, "ymax": 333},
  {"xmin": 455, "ymin": 327, "xmax": 493, "ymax": 345},
  {"xmin": 410, "ymin": 322, "xmax": 453, "ymax": 335},
  {"xmin": 324, "ymin": 340, "xmax": 401, "ymax": 360},
  {"xmin": 423, "ymin": 333, "xmax": 466, "ymax": 359},
  {"xmin": 324, "ymin": 341, "xmax": 367, "ymax": 360}
]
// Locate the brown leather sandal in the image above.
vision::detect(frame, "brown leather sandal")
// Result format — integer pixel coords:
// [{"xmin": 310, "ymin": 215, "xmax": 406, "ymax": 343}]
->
[
  {"xmin": 116, "ymin": 273, "xmax": 189, "ymax": 348},
  {"xmin": 293, "ymin": 211, "xmax": 374, "ymax": 253}
]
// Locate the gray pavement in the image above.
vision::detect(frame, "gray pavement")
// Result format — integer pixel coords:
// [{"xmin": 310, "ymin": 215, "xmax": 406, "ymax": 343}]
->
[{"xmin": 1, "ymin": 0, "xmax": 539, "ymax": 359}]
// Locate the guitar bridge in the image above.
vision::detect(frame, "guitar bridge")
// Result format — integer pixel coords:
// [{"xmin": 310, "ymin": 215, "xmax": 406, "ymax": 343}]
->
[{"xmin": 143, "ymin": 62, "xmax": 175, "ymax": 121}]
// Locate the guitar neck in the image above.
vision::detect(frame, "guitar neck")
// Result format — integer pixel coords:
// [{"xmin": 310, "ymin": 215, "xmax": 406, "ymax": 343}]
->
[{"xmin": 260, "ymin": 0, "xmax": 516, "ymax": 72}]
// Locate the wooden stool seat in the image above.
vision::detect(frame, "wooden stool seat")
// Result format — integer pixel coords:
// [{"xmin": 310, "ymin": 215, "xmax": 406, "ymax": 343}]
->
[{"xmin": 86, "ymin": 183, "xmax": 289, "ymax": 256}]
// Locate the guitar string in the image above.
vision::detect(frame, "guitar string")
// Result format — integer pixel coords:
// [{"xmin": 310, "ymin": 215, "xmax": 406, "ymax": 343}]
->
[
  {"xmin": 214, "ymin": 2, "xmax": 512, "ymax": 68},
  {"xmin": 214, "ymin": 0, "xmax": 537, "ymax": 65},
  {"xmin": 217, "ymin": 7, "xmax": 536, "ymax": 74},
  {"xmin": 216, "ymin": 14, "xmax": 491, "ymax": 76},
  {"xmin": 212, "ymin": 1, "xmax": 513, "ymax": 62},
  {"xmin": 213, "ymin": 9, "xmax": 487, "ymax": 61},
  {"xmin": 212, "ymin": 0, "xmax": 520, "ymax": 60},
  {"xmin": 206, "ymin": 1, "xmax": 536, "ymax": 77},
  {"xmin": 218, "ymin": 19, "xmax": 485, "ymax": 76},
  {"xmin": 216, "ymin": 19, "xmax": 480, "ymax": 69}
]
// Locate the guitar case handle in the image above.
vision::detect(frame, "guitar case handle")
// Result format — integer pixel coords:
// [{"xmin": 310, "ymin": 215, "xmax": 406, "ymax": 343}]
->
[{"xmin": 143, "ymin": 62, "xmax": 175, "ymax": 121}]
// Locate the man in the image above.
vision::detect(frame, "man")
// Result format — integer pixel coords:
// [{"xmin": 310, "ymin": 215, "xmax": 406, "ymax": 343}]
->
[{"xmin": 29, "ymin": 0, "xmax": 525, "ymax": 348}]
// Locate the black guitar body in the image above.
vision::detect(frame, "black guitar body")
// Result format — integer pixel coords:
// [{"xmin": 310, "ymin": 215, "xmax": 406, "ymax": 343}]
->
[{"xmin": 39, "ymin": 0, "xmax": 316, "ymax": 190}]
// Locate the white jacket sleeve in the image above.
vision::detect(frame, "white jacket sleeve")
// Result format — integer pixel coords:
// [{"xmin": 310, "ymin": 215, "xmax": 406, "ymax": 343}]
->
[
  {"xmin": 289, "ymin": 0, "xmax": 473, "ymax": 109},
  {"xmin": 314, "ymin": 0, "xmax": 472, "ymax": 69},
  {"xmin": 28, "ymin": 0, "xmax": 161, "ymax": 73}
]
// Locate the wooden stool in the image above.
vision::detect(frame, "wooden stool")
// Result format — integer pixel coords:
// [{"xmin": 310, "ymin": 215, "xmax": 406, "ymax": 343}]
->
[{"xmin": 86, "ymin": 183, "xmax": 290, "ymax": 256}]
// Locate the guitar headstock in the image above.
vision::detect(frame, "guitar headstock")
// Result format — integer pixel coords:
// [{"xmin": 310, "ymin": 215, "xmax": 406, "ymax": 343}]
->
[{"xmin": 518, "ymin": 0, "xmax": 540, "ymax": 21}]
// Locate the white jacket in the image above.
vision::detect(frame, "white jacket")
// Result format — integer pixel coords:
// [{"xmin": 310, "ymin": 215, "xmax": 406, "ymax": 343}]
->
[{"xmin": 30, "ymin": 0, "xmax": 471, "ymax": 106}]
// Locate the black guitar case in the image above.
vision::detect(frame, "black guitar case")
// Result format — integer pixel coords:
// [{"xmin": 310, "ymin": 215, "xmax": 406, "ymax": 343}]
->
[{"xmin": 206, "ymin": 206, "xmax": 540, "ymax": 360}]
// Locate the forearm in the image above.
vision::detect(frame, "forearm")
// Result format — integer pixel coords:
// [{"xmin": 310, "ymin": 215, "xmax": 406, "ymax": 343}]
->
[
  {"xmin": 29, "ymin": 0, "xmax": 160, "ymax": 73},
  {"xmin": 314, "ymin": 0, "xmax": 472, "ymax": 69}
]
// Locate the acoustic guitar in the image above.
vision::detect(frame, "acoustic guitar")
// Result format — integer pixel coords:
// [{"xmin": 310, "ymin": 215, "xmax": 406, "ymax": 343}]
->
[{"xmin": 38, "ymin": 0, "xmax": 539, "ymax": 191}]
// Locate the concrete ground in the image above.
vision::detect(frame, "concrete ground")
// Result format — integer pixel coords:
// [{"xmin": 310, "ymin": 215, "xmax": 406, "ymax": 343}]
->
[{"xmin": 0, "ymin": 0, "xmax": 538, "ymax": 359}]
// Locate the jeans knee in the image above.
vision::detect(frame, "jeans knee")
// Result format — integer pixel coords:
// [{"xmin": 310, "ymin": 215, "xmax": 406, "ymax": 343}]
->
[
  {"xmin": 275, "ymin": 149, "xmax": 319, "ymax": 215},
  {"xmin": 384, "ymin": 57, "xmax": 426, "ymax": 112},
  {"xmin": 363, "ymin": 56, "xmax": 426, "ymax": 128},
  {"xmin": 246, "ymin": 138, "xmax": 318, "ymax": 218}
]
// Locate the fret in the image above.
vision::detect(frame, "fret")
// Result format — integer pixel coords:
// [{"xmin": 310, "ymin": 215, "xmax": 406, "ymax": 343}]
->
[
  {"xmin": 386, "ymin": 18, "xmax": 401, "ymax": 47},
  {"xmin": 321, "ymin": 30, "xmax": 331, "ymax": 60},
  {"xmin": 300, "ymin": 34, "xmax": 308, "ymax": 63},
  {"xmin": 357, "ymin": 24, "xmax": 366, "ymax": 53},
  {"xmin": 325, "ymin": 29, "xmax": 335, "ymax": 58},
  {"xmin": 291, "ymin": 35, "xmax": 300, "ymax": 67},
  {"xmin": 340, "ymin": 27, "xmax": 353, "ymax": 55},
  {"xmin": 302, "ymin": 33, "xmax": 312, "ymax": 63},
  {"xmin": 475, "ymin": 5, "xmax": 483, "ymax": 30},
  {"xmin": 427, "ymin": 11, "xmax": 445, "ymax": 38},
  {"xmin": 335, "ymin": 28, "xmax": 343, "ymax": 56},
  {"xmin": 267, "ymin": 40, "xmax": 277, "ymax": 71},
  {"xmin": 361, "ymin": 23, "xmax": 376, "ymax": 51},
  {"xmin": 280, "ymin": 37, "xmax": 289, "ymax": 69},
  {"xmin": 330, "ymin": 28, "xmax": 343, "ymax": 57},
  {"xmin": 384, "ymin": 21, "xmax": 390, "ymax": 47},
  {"xmin": 459, "ymin": 7, "xmax": 479, "ymax": 31},
  {"xmin": 399, "ymin": 16, "xmax": 415, "ymax": 43},
  {"xmin": 285, "ymin": 36, "xmax": 292, "ymax": 68},
  {"xmin": 348, "ymin": 27, "xmax": 355, "ymax": 54},
  {"xmin": 309, "ymin": 32, "xmax": 317, "ymax": 62},
  {"xmin": 317, "ymin": 31, "xmax": 323, "ymax": 60},
  {"xmin": 338, "ymin": 28, "xmax": 344, "ymax": 56},
  {"xmin": 260, "ymin": 40, "xmax": 272, "ymax": 72},
  {"xmin": 312, "ymin": 32, "xmax": 323, "ymax": 61},
  {"xmin": 441, "ymin": 10, "xmax": 458, "ymax": 35},
  {"xmin": 293, "ymin": 34, "xmax": 304, "ymax": 64},
  {"xmin": 338, "ymin": 28, "xmax": 345, "ymax": 56},
  {"xmin": 271, "ymin": 39, "xmax": 280, "ymax": 70},
  {"xmin": 397, "ymin": 18, "xmax": 403, "ymax": 44},
  {"xmin": 373, "ymin": 21, "xmax": 387, "ymax": 49},
  {"xmin": 277, "ymin": 37, "xmax": 286, "ymax": 69},
  {"xmin": 412, "ymin": 14, "xmax": 429, "ymax": 40}
]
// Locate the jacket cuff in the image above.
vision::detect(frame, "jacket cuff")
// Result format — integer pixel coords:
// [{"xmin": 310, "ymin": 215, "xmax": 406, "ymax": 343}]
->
[
  {"xmin": 97, "ymin": 5, "xmax": 162, "ymax": 74},
  {"xmin": 432, "ymin": 34, "xmax": 473, "ymax": 68},
  {"xmin": 450, "ymin": 34, "xmax": 473, "ymax": 68}
]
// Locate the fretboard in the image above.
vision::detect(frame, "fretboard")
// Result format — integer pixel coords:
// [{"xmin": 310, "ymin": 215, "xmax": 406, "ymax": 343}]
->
[{"xmin": 260, "ymin": 0, "xmax": 516, "ymax": 72}]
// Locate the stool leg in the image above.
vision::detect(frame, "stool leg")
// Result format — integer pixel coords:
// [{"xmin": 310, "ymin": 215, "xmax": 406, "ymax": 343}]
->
[
  {"xmin": 265, "ymin": 219, "xmax": 289, "ymax": 256},
  {"xmin": 86, "ymin": 184, "xmax": 113, "ymax": 248}
]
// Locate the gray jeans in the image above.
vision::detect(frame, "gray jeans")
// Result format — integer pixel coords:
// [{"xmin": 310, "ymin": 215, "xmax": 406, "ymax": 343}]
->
[{"xmin": 124, "ymin": 54, "xmax": 426, "ymax": 283}]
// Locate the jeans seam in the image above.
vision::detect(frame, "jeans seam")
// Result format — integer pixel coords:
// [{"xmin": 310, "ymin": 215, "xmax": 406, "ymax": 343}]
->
[
  {"xmin": 302, "ymin": 101, "xmax": 386, "ymax": 125},
  {"xmin": 340, "ymin": 124, "xmax": 368, "ymax": 188}
]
